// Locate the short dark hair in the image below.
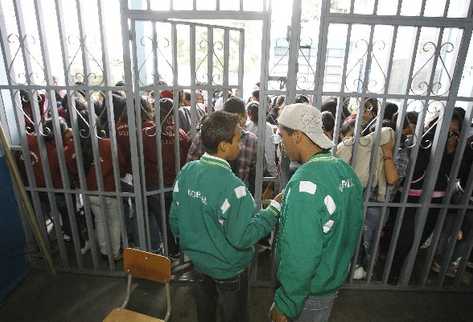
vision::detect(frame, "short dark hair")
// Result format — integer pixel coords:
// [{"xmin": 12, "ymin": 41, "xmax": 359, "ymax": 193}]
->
[
  {"xmin": 251, "ymin": 90, "xmax": 260, "ymax": 100},
  {"xmin": 247, "ymin": 101, "xmax": 259, "ymax": 123},
  {"xmin": 384, "ymin": 102, "xmax": 398, "ymax": 121},
  {"xmin": 223, "ymin": 96, "xmax": 245, "ymax": 115},
  {"xmin": 321, "ymin": 111, "xmax": 335, "ymax": 132},
  {"xmin": 321, "ymin": 99, "xmax": 337, "ymax": 116},
  {"xmin": 201, "ymin": 111, "xmax": 239, "ymax": 153},
  {"xmin": 295, "ymin": 94, "xmax": 309, "ymax": 104}
]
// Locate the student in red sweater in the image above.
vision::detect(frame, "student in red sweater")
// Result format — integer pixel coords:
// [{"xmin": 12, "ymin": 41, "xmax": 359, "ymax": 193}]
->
[
  {"xmin": 25, "ymin": 117, "xmax": 75, "ymax": 241},
  {"xmin": 142, "ymin": 97, "xmax": 190, "ymax": 254},
  {"xmin": 70, "ymin": 105, "xmax": 123, "ymax": 260}
]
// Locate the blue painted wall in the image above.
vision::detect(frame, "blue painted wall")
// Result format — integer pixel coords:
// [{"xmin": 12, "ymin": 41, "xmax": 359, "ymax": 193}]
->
[{"xmin": 0, "ymin": 153, "xmax": 26, "ymax": 302}]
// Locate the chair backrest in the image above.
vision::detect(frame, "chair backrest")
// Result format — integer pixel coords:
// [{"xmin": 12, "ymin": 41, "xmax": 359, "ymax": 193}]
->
[{"xmin": 123, "ymin": 248, "xmax": 171, "ymax": 283}]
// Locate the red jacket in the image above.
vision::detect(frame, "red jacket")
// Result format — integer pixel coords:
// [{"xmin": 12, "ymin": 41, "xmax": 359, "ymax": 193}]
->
[
  {"xmin": 85, "ymin": 139, "xmax": 117, "ymax": 192},
  {"xmin": 26, "ymin": 134, "xmax": 74, "ymax": 189},
  {"xmin": 142, "ymin": 120, "xmax": 190, "ymax": 188},
  {"xmin": 116, "ymin": 120, "xmax": 131, "ymax": 175}
]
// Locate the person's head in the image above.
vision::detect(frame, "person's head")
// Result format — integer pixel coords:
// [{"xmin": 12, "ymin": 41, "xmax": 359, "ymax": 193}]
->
[
  {"xmin": 43, "ymin": 117, "xmax": 70, "ymax": 143},
  {"xmin": 321, "ymin": 99, "xmax": 337, "ymax": 116},
  {"xmin": 321, "ymin": 111, "xmax": 335, "ymax": 139},
  {"xmin": 180, "ymin": 91, "xmax": 191, "ymax": 106},
  {"xmin": 295, "ymin": 94, "xmax": 310, "ymax": 104},
  {"xmin": 277, "ymin": 103, "xmax": 334, "ymax": 162},
  {"xmin": 159, "ymin": 97, "xmax": 174, "ymax": 125},
  {"xmin": 251, "ymin": 89, "xmax": 260, "ymax": 102},
  {"xmin": 394, "ymin": 111, "xmax": 418, "ymax": 136},
  {"xmin": 196, "ymin": 91, "xmax": 204, "ymax": 104},
  {"xmin": 449, "ymin": 108, "xmax": 464, "ymax": 137},
  {"xmin": 223, "ymin": 96, "xmax": 247, "ymax": 127},
  {"xmin": 141, "ymin": 96, "xmax": 155, "ymax": 121},
  {"xmin": 384, "ymin": 102, "xmax": 398, "ymax": 121},
  {"xmin": 276, "ymin": 95, "xmax": 285, "ymax": 108},
  {"xmin": 340, "ymin": 117, "xmax": 356, "ymax": 139},
  {"xmin": 113, "ymin": 93, "xmax": 127, "ymax": 123},
  {"xmin": 246, "ymin": 101, "xmax": 259, "ymax": 124},
  {"xmin": 201, "ymin": 111, "xmax": 241, "ymax": 161},
  {"xmin": 362, "ymin": 98, "xmax": 378, "ymax": 123}
]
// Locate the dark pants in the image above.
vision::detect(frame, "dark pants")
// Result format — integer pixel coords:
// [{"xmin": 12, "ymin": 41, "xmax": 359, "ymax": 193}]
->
[
  {"xmin": 389, "ymin": 195, "xmax": 441, "ymax": 282},
  {"xmin": 193, "ymin": 270, "xmax": 249, "ymax": 322}
]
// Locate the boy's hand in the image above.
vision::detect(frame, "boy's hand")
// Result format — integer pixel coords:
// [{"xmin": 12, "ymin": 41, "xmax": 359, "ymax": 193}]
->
[
  {"xmin": 273, "ymin": 192, "xmax": 283, "ymax": 203},
  {"xmin": 270, "ymin": 304, "xmax": 288, "ymax": 322}
]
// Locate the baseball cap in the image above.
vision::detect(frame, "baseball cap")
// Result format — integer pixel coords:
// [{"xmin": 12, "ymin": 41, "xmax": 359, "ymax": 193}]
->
[{"xmin": 277, "ymin": 103, "xmax": 334, "ymax": 149}]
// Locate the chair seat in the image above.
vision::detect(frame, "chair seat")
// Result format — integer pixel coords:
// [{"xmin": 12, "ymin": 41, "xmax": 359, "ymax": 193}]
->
[{"xmin": 104, "ymin": 308, "xmax": 164, "ymax": 322}]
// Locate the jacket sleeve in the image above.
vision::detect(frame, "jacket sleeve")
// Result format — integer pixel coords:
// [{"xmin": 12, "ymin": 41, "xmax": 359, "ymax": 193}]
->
[
  {"xmin": 222, "ymin": 183, "xmax": 280, "ymax": 250},
  {"xmin": 274, "ymin": 180, "xmax": 324, "ymax": 319},
  {"xmin": 169, "ymin": 175, "xmax": 182, "ymax": 239}
]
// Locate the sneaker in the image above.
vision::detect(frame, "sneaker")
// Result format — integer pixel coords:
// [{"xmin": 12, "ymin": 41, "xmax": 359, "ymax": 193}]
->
[
  {"xmin": 431, "ymin": 261, "xmax": 441, "ymax": 273},
  {"xmin": 420, "ymin": 234, "xmax": 433, "ymax": 249},
  {"xmin": 80, "ymin": 240, "xmax": 90, "ymax": 255},
  {"xmin": 353, "ymin": 265, "xmax": 367, "ymax": 280},
  {"xmin": 431, "ymin": 261, "xmax": 457, "ymax": 277}
]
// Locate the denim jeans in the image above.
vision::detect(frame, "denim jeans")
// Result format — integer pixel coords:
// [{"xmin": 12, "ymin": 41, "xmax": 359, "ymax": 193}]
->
[
  {"xmin": 363, "ymin": 206, "xmax": 384, "ymax": 266},
  {"xmin": 192, "ymin": 270, "xmax": 249, "ymax": 322},
  {"xmin": 291, "ymin": 292, "xmax": 337, "ymax": 322}
]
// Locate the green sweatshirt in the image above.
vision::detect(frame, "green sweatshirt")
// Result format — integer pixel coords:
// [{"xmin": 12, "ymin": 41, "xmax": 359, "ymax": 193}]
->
[
  {"xmin": 275, "ymin": 152, "xmax": 363, "ymax": 318},
  {"xmin": 170, "ymin": 153, "xmax": 280, "ymax": 279}
]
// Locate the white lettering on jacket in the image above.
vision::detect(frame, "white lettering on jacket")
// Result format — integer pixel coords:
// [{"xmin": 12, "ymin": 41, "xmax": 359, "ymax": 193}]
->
[
  {"xmin": 299, "ymin": 181, "xmax": 317, "ymax": 195},
  {"xmin": 187, "ymin": 189, "xmax": 207, "ymax": 205},
  {"xmin": 339, "ymin": 179, "xmax": 353, "ymax": 192}
]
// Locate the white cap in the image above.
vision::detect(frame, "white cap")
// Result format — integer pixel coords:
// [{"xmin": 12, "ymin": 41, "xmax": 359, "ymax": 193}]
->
[{"xmin": 277, "ymin": 103, "xmax": 334, "ymax": 149}]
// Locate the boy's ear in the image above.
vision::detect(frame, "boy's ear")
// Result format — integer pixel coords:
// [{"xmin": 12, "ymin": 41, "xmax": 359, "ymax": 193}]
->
[{"xmin": 217, "ymin": 141, "xmax": 228, "ymax": 154}]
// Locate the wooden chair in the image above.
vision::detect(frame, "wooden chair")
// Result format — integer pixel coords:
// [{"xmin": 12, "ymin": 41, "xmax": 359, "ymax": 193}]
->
[{"xmin": 103, "ymin": 248, "xmax": 172, "ymax": 322}]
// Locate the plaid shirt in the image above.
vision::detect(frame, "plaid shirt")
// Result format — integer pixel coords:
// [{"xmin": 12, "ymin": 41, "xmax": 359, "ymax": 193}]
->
[{"xmin": 186, "ymin": 130, "xmax": 257, "ymax": 185}]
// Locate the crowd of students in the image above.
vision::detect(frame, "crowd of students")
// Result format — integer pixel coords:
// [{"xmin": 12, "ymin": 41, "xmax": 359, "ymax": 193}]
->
[{"xmin": 17, "ymin": 83, "xmax": 473, "ymax": 321}]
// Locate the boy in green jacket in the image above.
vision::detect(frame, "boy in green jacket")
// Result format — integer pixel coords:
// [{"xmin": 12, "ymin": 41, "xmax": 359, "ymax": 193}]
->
[
  {"xmin": 271, "ymin": 103, "xmax": 363, "ymax": 322},
  {"xmin": 170, "ymin": 110, "xmax": 282, "ymax": 322}
]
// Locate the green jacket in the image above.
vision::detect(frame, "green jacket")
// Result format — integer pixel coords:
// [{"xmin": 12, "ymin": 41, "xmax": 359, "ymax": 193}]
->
[
  {"xmin": 275, "ymin": 152, "xmax": 363, "ymax": 318},
  {"xmin": 170, "ymin": 153, "xmax": 280, "ymax": 279}
]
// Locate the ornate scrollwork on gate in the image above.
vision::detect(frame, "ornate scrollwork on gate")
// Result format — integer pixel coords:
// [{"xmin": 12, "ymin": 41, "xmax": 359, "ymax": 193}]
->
[
  {"xmin": 344, "ymin": 39, "xmax": 388, "ymax": 93},
  {"xmin": 6, "ymin": 33, "xmax": 46, "ymax": 85},
  {"xmin": 409, "ymin": 41, "xmax": 454, "ymax": 97}
]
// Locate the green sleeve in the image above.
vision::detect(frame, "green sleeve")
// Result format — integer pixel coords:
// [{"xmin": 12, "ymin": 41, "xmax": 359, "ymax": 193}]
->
[
  {"xmin": 274, "ymin": 181, "xmax": 324, "ymax": 318},
  {"xmin": 169, "ymin": 177, "xmax": 181, "ymax": 239},
  {"xmin": 222, "ymin": 184, "xmax": 280, "ymax": 250}
]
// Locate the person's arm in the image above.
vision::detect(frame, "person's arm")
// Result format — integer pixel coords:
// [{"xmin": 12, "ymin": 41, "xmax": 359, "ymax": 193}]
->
[
  {"xmin": 381, "ymin": 138, "xmax": 400, "ymax": 185},
  {"xmin": 274, "ymin": 180, "xmax": 324, "ymax": 319},
  {"xmin": 222, "ymin": 182, "xmax": 280, "ymax": 249},
  {"xmin": 170, "ymin": 173, "xmax": 183, "ymax": 239}
]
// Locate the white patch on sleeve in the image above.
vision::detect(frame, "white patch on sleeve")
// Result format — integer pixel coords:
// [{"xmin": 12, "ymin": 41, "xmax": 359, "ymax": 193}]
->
[
  {"xmin": 218, "ymin": 219, "xmax": 225, "ymax": 226},
  {"xmin": 324, "ymin": 195, "xmax": 336, "ymax": 215},
  {"xmin": 323, "ymin": 220, "xmax": 335, "ymax": 233},
  {"xmin": 173, "ymin": 181, "xmax": 179, "ymax": 193},
  {"xmin": 221, "ymin": 199, "xmax": 231, "ymax": 214},
  {"xmin": 299, "ymin": 181, "xmax": 317, "ymax": 195},
  {"xmin": 234, "ymin": 186, "xmax": 247, "ymax": 199}
]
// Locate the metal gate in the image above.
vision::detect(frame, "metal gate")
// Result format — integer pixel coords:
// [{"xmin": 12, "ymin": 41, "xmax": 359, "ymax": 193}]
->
[{"xmin": 1, "ymin": 0, "xmax": 473, "ymax": 291}]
